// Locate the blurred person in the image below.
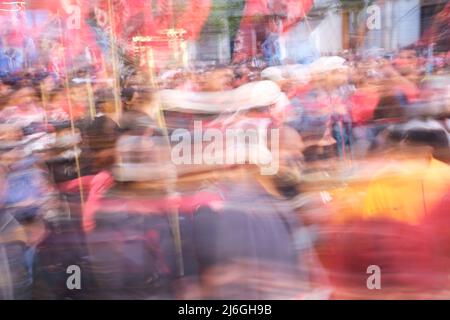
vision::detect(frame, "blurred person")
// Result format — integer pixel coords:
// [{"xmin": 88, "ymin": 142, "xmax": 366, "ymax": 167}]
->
[
  {"xmin": 261, "ymin": 64, "xmax": 312, "ymax": 138},
  {"xmin": 393, "ymin": 50, "xmax": 422, "ymax": 86},
  {"xmin": 0, "ymin": 124, "xmax": 51, "ymax": 223},
  {"xmin": 317, "ymin": 217, "xmax": 444, "ymax": 299},
  {"xmin": 45, "ymin": 124, "xmax": 84, "ymax": 184},
  {"xmin": 397, "ymin": 118, "xmax": 450, "ymax": 163},
  {"xmin": 172, "ymin": 88, "xmax": 324, "ymax": 299},
  {"xmin": 349, "ymin": 68, "xmax": 382, "ymax": 158},
  {"xmin": 189, "ymin": 163, "xmax": 327, "ymax": 299},
  {"xmin": 422, "ymin": 188, "xmax": 450, "ymax": 287},
  {"xmin": 82, "ymin": 135, "xmax": 181, "ymax": 299},
  {"xmin": 410, "ymin": 75, "xmax": 450, "ymax": 119},
  {"xmin": 314, "ymin": 121, "xmax": 450, "ymax": 299},
  {"xmin": 80, "ymin": 89, "xmax": 120, "ymax": 172},
  {"xmin": 362, "ymin": 125, "xmax": 450, "ymax": 224},
  {"xmin": 381, "ymin": 58, "xmax": 420, "ymax": 104},
  {"xmin": 295, "ymin": 56, "xmax": 351, "ymax": 162},
  {"xmin": 0, "ymin": 164, "xmax": 33, "ymax": 300},
  {"xmin": 50, "ymin": 89, "xmax": 122, "ymax": 233},
  {"xmin": 349, "ymin": 61, "xmax": 411, "ymax": 153},
  {"xmin": 67, "ymin": 84, "xmax": 89, "ymax": 121},
  {"xmin": 0, "ymin": 124, "xmax": 53, "ymax": 300},
  {"xmin": 368, "ymin": 94, "xmax": 407, "ymax": 151},
  {"xmin": 158, "ymin": 77, "xmax": 328, "ymax": 298},
  {"xmin": 0, "ymin": 87, "xmax": 45, "ymax": 128},
  {"xmin": 46, "ymin": 91, "xmax": 71, "ymax": 124},
  {"xmin": 119, "ymin": 87, "xmax": 159, "ymax": 136}
]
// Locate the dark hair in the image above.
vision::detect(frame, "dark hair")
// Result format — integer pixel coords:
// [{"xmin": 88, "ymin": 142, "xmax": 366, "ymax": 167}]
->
[
  {"xmin": 373, "ymin": 94, "xmax": 405, "ymax": 121},
  {"xmin": 131, "ymin": 87, "xmax": 154, "ymax": 106},
  {"xmin": 387, "ymin": 126, "xmax": 450, "ymax": 161},
  {"xmin": 121, "ymin": 87, "xmax": 135, "ymax": 103},
  {"xmin": 403, "ymin": 129, "xmax": 449, "ymax": 150}
]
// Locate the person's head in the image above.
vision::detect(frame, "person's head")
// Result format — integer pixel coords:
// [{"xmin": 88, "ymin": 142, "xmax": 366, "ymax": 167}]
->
[
  {"xmin": 121, "ymin": 87, "xmax": 135, "ymax": 110},
  {"xmin": 70, "ymin": 84, "xmax": 88, "ymax": 106},
  {"xmin": 95, "ymin": 89, "xmax": 116, "ymax": 114},
  {"xmin": 394, "ymin": 49, "xmax": 418, "ymax": 77},
  {"xmin": 8, "ymin": 86, "xmax": 36, "ymax": 107},
  {"xmin": 48, "ymin": 89, "xmax": 66, "ymax": 111},
  {"xmin": 128, "ymin": 87, "xmax": 154, "ymax": 109},
  {"xmin": 0, "ymin": 81, "xmax": 11, "ymax": 97},
  {"xmin": 0, "ymin": 124, "xmax": 26, "ymax": 171},
  {"xmin": 403, "ymin": 128, "xmax": 449, "ymax": 161},
  {"xmin": 112, "ymin": 135, "xmax": 176, "ymax": 190},
  {"xmin": 386, "ymin": 123, "xmax": 449, "ymax": 161}
]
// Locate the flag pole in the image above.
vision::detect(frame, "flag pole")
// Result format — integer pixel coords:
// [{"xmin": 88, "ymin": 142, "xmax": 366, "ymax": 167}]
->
[
  {"xmin": 148, "ymin": 1, "xmax": 185, "ymax": 276},
  {"xmin": 107, "ymin": 0, "xmax": 122, "ymax": 122},
  {"xmin": 85, "ymin": 80, "xmax": 96, "ymax": 120},
  {"xmin": 149, "ymin": 43, "xmax": 185, "ymax": 277},
  {"xmin": 57, "ymin": 12, "xmax": 85, "ymax": 212},
  {"xmin": 39, "ymin": 83, "xmax": 49, "ymax": 126}
]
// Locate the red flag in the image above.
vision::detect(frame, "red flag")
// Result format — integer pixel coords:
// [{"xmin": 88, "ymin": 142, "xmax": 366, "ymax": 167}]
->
[
  {"xmin": 90, "ymin": 0, "xmax": 130, "ymax": 38},
  {"xmin": 418, "ymin": 1, "xmax": 450, "ymax": 47},
  {"xmin": 122, "ymin": 0, "xmax": 155, "ymax": 37},
  {"xmin": 1, "ymin": 1, "xmax": 27, "ymax": 47},
  {"xmin": 234, "ymin": 0, "xmax": 313, "ymax": 62},
  {"xmin": 154, "ymin": 0, "xmax": 174, "ymax": 31},
  {"xmin": 279, "ymin": 0, "xmax": 313, "ymax": 32},
  {"xmin": 176, "ymin": 0, "xmax": 212, "ymax": 40},
  {"xmin": 58, "ymin": 1, "xmax": 93, "ymax": 57},
  {"xmin": 26, "ymin": 0, "xmax": 61, "ymax": 13}
]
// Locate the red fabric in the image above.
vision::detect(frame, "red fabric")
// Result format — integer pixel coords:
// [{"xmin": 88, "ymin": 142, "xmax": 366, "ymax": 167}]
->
[
  {"xmin": 350, "ymin": 89, "xmax": 380, "ymax": 125},
  {"xmin": 417, "ymin": 1, "xmax": 450, "ymax": 46},
  {"xmin": 122, "ymin": 0, "xmax": 156, "ymax": 37},
  {"xmin": 83, "ymin": 177, "xmax": 224, "ymax": 232},
  {"xmin": 60, "ymin": 3, "xmax": 97, "ymax": 60},
  {"xmin": 57, "ymin": 175, "xmax": 96, "ymax": 193},
  {"xmin": 318, "ymin": 219, "xmax": 444, "ymax": 296},
  {"xmin": 244, "ymin": 0, "xmax": 270, "ymax": 16},
  {"xmin": 4, "ymin": 29, "xmax": 25, "ymax": 48},
  {"xmin": 423, "ymin": 189, "xmax": 450, "ymax": 274},
  {"xmin": 26, "ymin": 0, "xmax": 61, "ymax": 13},
  {"xmin": 153, "ymin": 0, "xmax": 173, "ymax": 31},
  {"xmin": 234, "ymin": 0, "xmax": 313, "ymax": 61},
  {"xmin": 58, "ymin": 100, "xmax": 86, "ymax": 120},
  {"xmin": 0, "ymin": 3, "xmax": 27, "ymax": 47},
  {"xmin": 279, "ymin": 0, "xmax": 314, "ymax": 32},
  {"xmin": 83, "ymin": 170, "xmax": 115, "ymax": 232},
  {"xmin": 92, "ymin": 0, "xmax": 130, "ymax": 39},
  {"xmin": 176, "ymin": 0, "xmax": 212, "ymax": 40}
]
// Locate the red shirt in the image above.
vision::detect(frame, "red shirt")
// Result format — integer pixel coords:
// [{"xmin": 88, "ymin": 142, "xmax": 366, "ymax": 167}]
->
[{"xmin": 350, "ymin": 89, "xmax": 380, "ymax": 125}]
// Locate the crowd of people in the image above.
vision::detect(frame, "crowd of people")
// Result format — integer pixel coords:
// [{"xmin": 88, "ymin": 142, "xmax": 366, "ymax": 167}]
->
[{"xmin": 0, "ymin": 47, "xmax": 450, "ymax": 299}]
